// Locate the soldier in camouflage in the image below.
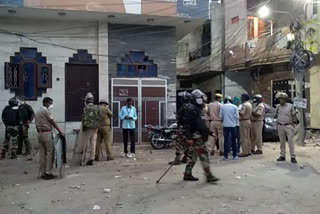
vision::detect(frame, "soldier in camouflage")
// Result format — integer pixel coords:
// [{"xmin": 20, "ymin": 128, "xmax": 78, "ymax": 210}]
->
[
  {"xmin": 81, "ymin": 93, "xmax": 100, "ymax": 166},
  {"xmin": 1, "ymin": 97, "xmax": 20, "ymax": 159},
  {"xmin": 182, "ymin": 89, "xmax": 220, "ymax": 184}
]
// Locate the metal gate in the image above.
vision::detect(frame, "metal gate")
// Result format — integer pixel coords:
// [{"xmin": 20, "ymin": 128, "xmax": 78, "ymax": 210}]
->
[{"xmin": 111, "ymin": 78, "xmax": 167, "ymax": 143}]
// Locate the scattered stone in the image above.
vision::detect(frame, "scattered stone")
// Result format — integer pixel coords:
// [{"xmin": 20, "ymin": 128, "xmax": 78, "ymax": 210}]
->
[
  {"xmin": 105, "ymin": 195, "xmax": 111, "ymax": 198},
  {"xmin": 93, "ymin": 205, "xmax": 101, "ymax": 210},
  {"xmin": 104, "ymin": 188, "xmax": 111, "ymax": 193},
  {"xmin": 300, "ymin": 165, "xmax": 305, "ymax": 169},
  {"xmin": 69, "ymin": 185, "xmax": 81, "ymax": 190},
  {"xmin": 26, "ymin": 192, "xmax": 30, "ymax": 195},
  {"xmin": 114, "ymin": 175, "xmax": 122, "ymax": 178},
  {"xmin": 23, "ymin": 171, "xmax": 28, "ymax": 175},
  {"xmin": 235, "ymin": 176, "xmax": 242, "ymax": 179},
  {"xmin": 270, "ymin": 168, "xmax": 277, "ymax": 171},
  {"xmin": 116, "ymin": 203, "xmax": 123, "ymax": 206},
  {"xmin": 25, "ymin": 158, "xmax": 33, "ymax": 161},
  {"xmin": 142, "ymin": 177, "xmax": 148, "ymax": 180},
  {"xmin": 65, "ymin": 165, "xmax": 70, "ymax": 168}
]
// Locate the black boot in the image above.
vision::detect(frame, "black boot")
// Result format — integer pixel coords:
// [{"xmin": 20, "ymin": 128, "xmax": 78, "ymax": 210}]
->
[
  {"xmin": 168, "ymin": 157, "xmax": 181, "ymax": 165},
  {"xmin": 181, "ymin": 155, "xmax": 187, "ymax": 164},
  {"xmin": 0, "ymin": 151, "xmax": 6, "ymax": 160},
  {"xmin": 207, "ymin": 175, "xmax": 220, "ymax": 184},
  {"xmin": 22, "ymin": 141, "xmax": 31, "ymax": 156},
  {"xmin": 86, "ymin": 160, "xmax": 94, "ymax": 166},
  {"xmin": 183, "ymin": 173, "xmax": 199, "ymax": 181}
]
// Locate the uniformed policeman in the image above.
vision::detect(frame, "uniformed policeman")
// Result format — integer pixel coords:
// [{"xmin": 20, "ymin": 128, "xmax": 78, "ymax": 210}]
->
[
  {"xmin": 183, "ymin": 89, "xmax": 219, "ymax": 184},
  {"xmin": 208, "ymin": 93, "xmax": 224, "ymax": 156},
  {"xmin": 238, "ymin": 94, "xmax": 253, "ymax": 157},
  {"xmin": 275, "ymin": 92, "xmax": 298, "ymax": 163},
  {"xmin": 35, "ymin": 97, "xmax": 64, "ymax": 180},
  {"xmin": 251, "ymin": 94, "xmax": 265, "ymax": 154},
  {"xmin": 95, "ymin": 99, "xmax": 113, "ymax": 161}
]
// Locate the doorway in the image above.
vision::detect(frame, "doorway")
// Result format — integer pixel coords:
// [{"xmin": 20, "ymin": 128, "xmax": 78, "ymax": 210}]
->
[
  {"xmin": 111, "ymin": 78, "xmax": 167, "ymax": 143},
  {"xmin": 65, "ymin": 64, "xmax": 99, "ymax": 121}
]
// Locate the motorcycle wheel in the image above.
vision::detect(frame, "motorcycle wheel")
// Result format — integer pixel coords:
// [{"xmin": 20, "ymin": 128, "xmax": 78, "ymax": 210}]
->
[{"xmin": 151, "ymin": 134, "xmax": 166, "ymax": 149}]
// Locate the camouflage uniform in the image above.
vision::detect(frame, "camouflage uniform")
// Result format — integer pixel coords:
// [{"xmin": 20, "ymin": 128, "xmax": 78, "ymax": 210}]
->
[
  {"xmin": 185, "ymin": 138, "xmax": 211, "ymax": 176},
  {"xmin": 1, "ymin": 126, "xmax": 19, "ymax": 158}
]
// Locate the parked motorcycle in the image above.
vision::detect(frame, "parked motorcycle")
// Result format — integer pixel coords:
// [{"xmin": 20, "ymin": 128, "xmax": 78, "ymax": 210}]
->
[{"xmin": 144, "ymin": 122, "xmax": 179, "ymax": 149}]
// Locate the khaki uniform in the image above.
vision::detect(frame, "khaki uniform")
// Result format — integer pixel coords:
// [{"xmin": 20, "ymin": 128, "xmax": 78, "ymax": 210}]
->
[
  {"xmin": 239, "ymin": 101, "xmax": 253, "ymax": 155},
  {"xmin": 251, "ymin": 103, "xmax": 265, "ymax": 151},
  {"xmin": 208, "ymin": 101, "xmax": 224, "ymax": 153},
  {"xmin": 275, "ymin": 103, "xmax": 297, "ymax": 158},
  {"xmin": 35, "ymin": 107, "xmax": 54, "ymax": 175},
  {"xmin": 96, "ymin": 106, "xmax": 113, "ymax": 159}
]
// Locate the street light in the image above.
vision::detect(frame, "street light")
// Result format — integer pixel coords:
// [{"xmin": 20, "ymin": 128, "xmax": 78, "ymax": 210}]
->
[{"xmin": 258, "ymin": 6, "xmax": 270, "ymax": 18}]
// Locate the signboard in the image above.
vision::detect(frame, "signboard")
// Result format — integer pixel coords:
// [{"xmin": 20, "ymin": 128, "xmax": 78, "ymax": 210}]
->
[
  {"xmin": 293, "ymin": 97, "xmax": 307, "ymax": 109},
  {"xmin": 119, "ymin": 89, "xmax": 128, "ymax": 97}
]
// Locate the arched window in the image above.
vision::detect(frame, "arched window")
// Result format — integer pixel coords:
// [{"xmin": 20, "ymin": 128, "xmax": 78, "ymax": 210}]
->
[{"xmin": 5, "ymin": 47, "xmax": 52, "ymax": 100}]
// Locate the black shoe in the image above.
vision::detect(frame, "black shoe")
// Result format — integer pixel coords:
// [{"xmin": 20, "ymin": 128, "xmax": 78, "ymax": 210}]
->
[
  {"xmin": 207, "ymin": 175, "xmax": 220, "ymax": 184},
  {"xmin": 22, "ymin": 151, "xmax": 31, "ymax": 156},
  {"xmin": 43, "ymin": 173, "xmax": 58, "ymax": 180},
  {"xmin": 16, "ymin": 151, "xmax": 22, "ymax": 155},
  {"xmin": 277, "ymin": 156, "xmax": 286, "ymax": 162},
  {"xmin": 253, "ymin": 150, "xmax": 263, "ymax": 155},
  {"xmin": 183, "ymin": 174, "xmax": 199, "ymax": 181},
  {"xmin": 291, "ymin": 158, "xmax": 297, "ymax": 164},
  {"xmin": 86, "ymin": 160, "xmax": 94, "ymax": 166},
  {"xmin": 0, "ymin": 152, "xmax": 6, "ymax": 160},
  {"xmin": 181, "ymin": 156, "xmax": 187, "ymax": 164},
  {"xmin": 168, "ymin": 157, "xmax": 181, "ymax": 165},
  {"xmin": 94, "ymin": 156, "xmax": 99, "ymax": 161},
  {"xmin": 10, "ymin": 154, "xmax": 18, "ymax": 159}
]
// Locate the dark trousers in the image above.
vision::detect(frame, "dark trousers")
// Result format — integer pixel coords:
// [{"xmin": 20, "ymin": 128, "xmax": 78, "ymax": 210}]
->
[
  {"xmin": 235, "ymin": 126, "xmax": 240, "ymax": 153},
  {"xmin": 223, "ymin": 127, "xmax": 237, "ymax": 158},
  {"xmin": 123, "ymin": 129, "xmax": 135, "ymax": 154}
]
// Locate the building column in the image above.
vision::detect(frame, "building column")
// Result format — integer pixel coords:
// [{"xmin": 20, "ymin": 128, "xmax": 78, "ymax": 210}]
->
[{"xmin": 98, "ymin": 22, "xmax": 109, "ymax": 101}]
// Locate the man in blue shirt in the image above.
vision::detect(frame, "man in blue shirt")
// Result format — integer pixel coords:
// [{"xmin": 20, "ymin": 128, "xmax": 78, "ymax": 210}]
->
[
  {"xmin": 219, "ymin": 96, "xmax": 239, "ymax": 160},
  {"xmin": 120, "ymin": 98, "xmax": 137, "ymax": 158}
]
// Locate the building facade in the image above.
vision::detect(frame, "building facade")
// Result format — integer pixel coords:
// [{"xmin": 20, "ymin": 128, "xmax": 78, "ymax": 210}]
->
[{"xmin": 0, "ymin": 2, "xmax": 205, "ymax": 148}]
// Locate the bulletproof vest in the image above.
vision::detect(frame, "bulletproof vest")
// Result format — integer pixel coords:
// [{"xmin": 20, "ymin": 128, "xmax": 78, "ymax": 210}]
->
[
  {"xmin": 2, "ymin": 105, "xmax": 20, "ymax": 126},
  {"xmin": 19, "ymin": 104, "xmax": 31, "ymax": 123},
  {"xmin": 82, "ymin": 104, "xmax": 100, "ymax": 129}
]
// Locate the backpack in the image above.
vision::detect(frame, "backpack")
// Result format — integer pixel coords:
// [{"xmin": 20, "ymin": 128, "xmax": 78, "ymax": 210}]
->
[
  {"xmin": 19, "ymin": 104, "xmax": 33, "ymax": 123},
  {"xmin": 2, "ymin": 106, "xmax": 19, "ymax": 126},
  {"xmin": 82, "ymin": 105, "xmax": 100, "ymax": 129}
]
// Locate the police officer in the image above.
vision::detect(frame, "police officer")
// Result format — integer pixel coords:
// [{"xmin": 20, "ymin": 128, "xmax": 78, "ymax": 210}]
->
[
  {"xmin": 208, "ymin": 93, "xmax": 224, "ymax": 156},
  {"xmin": 95, "ymin": 99, "xmax": 113, "ymax": 161},
  {"xmin": 183, "ymin": 89, "xmax": 219, "ymax": 184},
  {"xmin": 251, "ymin": 94, "xmax": 265, "ymax": 154},
  {"xmin": 1, "ymin": 97, "xmax": 20, "ymax": 159},
  {"xmin": 17, "ymin": 98, "xmax": 35, "ymax": 156},
  {"xmin": 35, "ymin": 97, "xmax": 64, "ymax": 180},
  {"xmin": 168, "ymin": 91, "xmax": 192, "ymax": 165},
  {"xmin": 275, "ymin": 92, "xmax": 298, "ymax": 163},
  {"xmin": 238, "ymin": 94, "xmax": 253, "ymax": 157},
  {"xmin": 81, "ymin": 93, "xmax": 100, "ymax": 166}
]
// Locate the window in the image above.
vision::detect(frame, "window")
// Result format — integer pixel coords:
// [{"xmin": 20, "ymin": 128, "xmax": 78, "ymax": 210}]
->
[
  {"xmin": 117, "ymin": 51, "xmax": 158, "ymax": 78},
  {"xmin": 183, "ymin": 0, "xmax": 197, "ymax": 6},
  {"xmin": 5, "ymin": 48, "xmax": 52, "ymax": 100},
  {"xmin": 112, "ymin": 102, "xmax": 120, "ymax": 128},
  {"xmin": 232, "ymin": 16, "xmax": 240, "ymax": 24},
  {"xmin": 247, "ymin": 16, "xmax": 270, "ymax": 40},
  {"xmin": 313, "ymin": 2, "xmax": 318, "ymax": 15}
]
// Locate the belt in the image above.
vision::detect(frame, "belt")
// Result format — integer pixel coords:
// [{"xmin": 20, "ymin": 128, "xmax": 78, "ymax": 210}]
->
[
  {"xmin": 252, "ymin": 120, "xmax": 263, "ymax": 122},
  {"xmin": 37, "ymin": 129, "xmax": 51, "ymax": 133},
  {"xmin": 211, "ymin": 120, "xmax": 222, "ymax": 122},
  {"xmin": 277, "ymin": 122, "xmax": 293, "ymax": 126},
  {"xmin": 240, "ymin": 119, "xmax": 250, "ymax": 121}
]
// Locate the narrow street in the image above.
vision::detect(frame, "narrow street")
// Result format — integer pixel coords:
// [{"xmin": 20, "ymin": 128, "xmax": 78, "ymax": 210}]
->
[{"xmin": 1, "ymin": 143, "xmax": 320, "ymax": 214}]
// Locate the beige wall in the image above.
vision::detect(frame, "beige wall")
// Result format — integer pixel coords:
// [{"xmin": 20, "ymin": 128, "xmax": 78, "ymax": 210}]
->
[{"xmin": 309, "ymin": 65, "xmax": 320, "ymax": 129}]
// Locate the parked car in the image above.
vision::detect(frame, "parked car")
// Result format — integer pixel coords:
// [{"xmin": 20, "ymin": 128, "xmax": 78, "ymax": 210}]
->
[{"xmin": 263, "ymin": 104, "xmax": 279, "ymax": 141}]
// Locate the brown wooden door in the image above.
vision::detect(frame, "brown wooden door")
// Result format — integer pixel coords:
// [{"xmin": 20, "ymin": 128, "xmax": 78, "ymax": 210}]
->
[{"xmin": 65, "ymin": 64, "xmax": 99, "ymax": 121}]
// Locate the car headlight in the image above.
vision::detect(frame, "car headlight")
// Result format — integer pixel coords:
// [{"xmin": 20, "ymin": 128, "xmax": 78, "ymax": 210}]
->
[{"xmin": 265, "ymin": 117, "xmax": 274, "ymax": 123}]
